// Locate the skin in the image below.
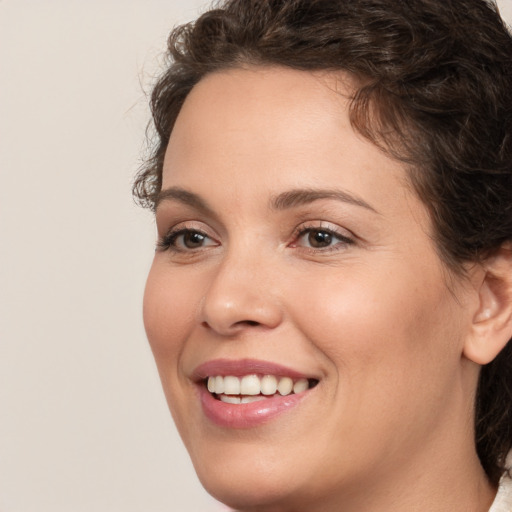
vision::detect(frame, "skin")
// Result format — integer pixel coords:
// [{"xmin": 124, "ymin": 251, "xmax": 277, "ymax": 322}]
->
[{"xmin": 143, "ymin": 66, "xmax": 498, "ymax": 512}]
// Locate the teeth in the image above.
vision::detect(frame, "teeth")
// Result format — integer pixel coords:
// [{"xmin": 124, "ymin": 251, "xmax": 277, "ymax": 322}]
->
[
  {"xmin": 261, "ymin": 375, "xmax": 277, "ymax": 395},
  {"xmin": 241, "ymin": 395, "xmax": 267, "ymax": 404},
  {"xmin": 219, "ymin": 395, "xmax": 268, "ymax": 404},
  {"xmin": 240, "ymin": 375, "xmax": 261, "ymax": 395},
  {"xmin": 206, "ymin": 374, "xmax": 314, "ymax": 399},
  {"xmin": 215, "ymin": 376, "xmax": 224, "ymax": 394},
  {"xmin": 224, "ymin": 376, "xmax": 241, "ymax": 395},
  {"xmin": 220, "ymin": 395, "xmax": 241, "ymax": 404},
  {"xmin": 277, "ymin": 377, "xmax": 293, "ymax": 396},
  {"xmin": 293, "ymin": 378, "xmax": 309, "ymax": 394}
]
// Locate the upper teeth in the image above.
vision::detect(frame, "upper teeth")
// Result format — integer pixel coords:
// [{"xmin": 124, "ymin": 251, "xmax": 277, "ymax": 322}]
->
[{"xmin": 207, "ymin": 374, "xmax": 310, "ymax": 396}]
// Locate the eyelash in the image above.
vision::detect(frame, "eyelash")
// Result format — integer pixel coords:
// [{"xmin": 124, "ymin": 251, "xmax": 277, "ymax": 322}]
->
[
  {"xmin": 156, "ymin": 223, "xmax": 354, "ymax": 254},
  {"xmin": 157, "ymin": 227, "xmax": 216, "ymax": 253},
  {"xmin": 291, "ymin": 223, "xmax": 354, "ymax": 252}
]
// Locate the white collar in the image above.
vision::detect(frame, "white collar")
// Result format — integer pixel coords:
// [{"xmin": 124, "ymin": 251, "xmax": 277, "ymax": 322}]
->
[{"xmin": 489, "ymin": 454, "xmax": 512, "ymax": 512}]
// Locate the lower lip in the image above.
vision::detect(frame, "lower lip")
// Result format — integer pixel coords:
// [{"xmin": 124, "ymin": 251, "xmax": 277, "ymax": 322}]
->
[{"xmin": 199, "ymin": 386, "xmax": 309, "ymax": 429}]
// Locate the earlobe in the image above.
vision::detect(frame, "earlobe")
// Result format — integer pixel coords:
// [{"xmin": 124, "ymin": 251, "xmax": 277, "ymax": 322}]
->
[{"xmin": 463, "ymin": 244, "xmax": 512, "ymax": 366}]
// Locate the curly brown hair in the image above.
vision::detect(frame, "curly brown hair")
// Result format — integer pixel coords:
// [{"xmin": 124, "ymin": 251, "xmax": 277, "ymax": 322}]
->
[{"xmin": 134, "ymin": 0, "xmax": 512, "ymax": 485}]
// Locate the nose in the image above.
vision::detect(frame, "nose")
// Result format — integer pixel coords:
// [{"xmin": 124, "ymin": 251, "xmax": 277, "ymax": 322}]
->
[{"xmin": 199, "ymin": 249, "xmax": 283, "ymax": 336}]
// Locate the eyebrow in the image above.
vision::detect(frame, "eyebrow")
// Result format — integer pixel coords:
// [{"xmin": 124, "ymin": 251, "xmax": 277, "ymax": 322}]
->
[
  {"xmin": 155, "ymin": 186, "xmax": 379, "ymax": 215},
  {"xmin": 155, "ymin": 187, "xmax": 215, "ymax": 215},
  {"xmin": 270, "ymin": 188, "xmax": 379, "ymax": 213}
]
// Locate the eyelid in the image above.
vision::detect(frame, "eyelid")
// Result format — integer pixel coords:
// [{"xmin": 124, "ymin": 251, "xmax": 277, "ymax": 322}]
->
[
  {"xmin": 289, "ymin": 221, "xmax": 355, "ymax": 250},
  {"xmin": 156, "ymin": 221, "xmax": 219, "ymax": 252}
]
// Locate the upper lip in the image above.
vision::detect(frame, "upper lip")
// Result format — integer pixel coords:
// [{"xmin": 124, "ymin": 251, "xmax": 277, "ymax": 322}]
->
[{"xmin": 192, "ymin": 358, "xmax": 316, "ymax": 382}]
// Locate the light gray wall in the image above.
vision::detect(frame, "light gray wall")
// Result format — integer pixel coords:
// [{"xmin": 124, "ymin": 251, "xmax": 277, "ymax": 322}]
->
[
  {"xmin": 0, "ymin": 1, "xmax": 216, "ymax": 511},
  {"xmin": 1, "ymin": 1, "xmax": 511, "ymax": 511}
]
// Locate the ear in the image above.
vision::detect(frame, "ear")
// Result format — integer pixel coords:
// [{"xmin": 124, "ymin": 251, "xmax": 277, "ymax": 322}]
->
[{"xmin": 463, "ymin": 244, "xmax": 512, "ymax": 365}]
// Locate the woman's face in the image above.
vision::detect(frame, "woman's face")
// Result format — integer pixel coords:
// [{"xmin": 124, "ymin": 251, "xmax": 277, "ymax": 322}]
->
[{"xmin": 144, "ymin": 67, "xmax": 477, "ymax": 510}]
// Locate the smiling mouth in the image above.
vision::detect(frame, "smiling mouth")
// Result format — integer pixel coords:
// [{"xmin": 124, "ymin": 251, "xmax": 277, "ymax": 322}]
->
[{"xmin": 205, "ymin": 374, "xmax": 319, "ymax": 404}]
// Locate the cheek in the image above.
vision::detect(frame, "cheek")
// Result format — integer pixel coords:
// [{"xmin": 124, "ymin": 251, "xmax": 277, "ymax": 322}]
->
[
  {"xmin": 143, "ymin": 260, "xmax": 199, "ymax": 363},
  {"xmin": 284, "ymin": 264, "xmax": 466, "ymax": 462},
  {"xmin": 288, "ymin": 262, "xmax": 463, "ymax": 397}
]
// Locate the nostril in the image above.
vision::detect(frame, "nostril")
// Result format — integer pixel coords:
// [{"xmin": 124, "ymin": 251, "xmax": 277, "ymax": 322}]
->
[{"xmin": 201, "ymin": 319, "xmax": 260, "ymax": 331}]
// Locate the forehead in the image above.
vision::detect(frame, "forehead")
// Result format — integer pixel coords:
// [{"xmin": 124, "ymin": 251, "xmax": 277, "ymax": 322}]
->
[
  {"xmin": 161, "ymin": 66, "xmax": 420, "ymax": 223},
  {"xmin": 164, "ymin": 67, "xmax": 353, "ymax": 178}
]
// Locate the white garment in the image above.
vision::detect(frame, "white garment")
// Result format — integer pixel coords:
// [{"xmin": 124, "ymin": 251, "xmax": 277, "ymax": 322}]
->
[{"xmin": 489, "ymin": 472, "xmax": 512, "ymax": 512}]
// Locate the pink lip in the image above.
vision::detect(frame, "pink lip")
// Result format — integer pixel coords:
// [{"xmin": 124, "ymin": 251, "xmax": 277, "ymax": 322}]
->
[
  {"xmin": 199, "ymin": 386, "xmax": 309, "ymax": 429},
  {"xmin": 192, "ymin": 358, "xmax": 316, "ymax": 429}
]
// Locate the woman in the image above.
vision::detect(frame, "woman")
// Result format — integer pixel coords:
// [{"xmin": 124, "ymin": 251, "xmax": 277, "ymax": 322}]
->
[{"xmin": 134, "ymin": 0, "xmax": 512, "ymax": 510}]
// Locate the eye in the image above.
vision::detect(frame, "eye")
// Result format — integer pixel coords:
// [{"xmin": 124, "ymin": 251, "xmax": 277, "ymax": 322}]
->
[
  {"xmin": 177, "ymin": 230, "xmax": 210, "ymax": 249},
  {"xmin": 293, "ymin": 225, "xmax": 354, "ymax": 251},
  {"xmin": 158, "ymin": 228, "xmax": 218, "ymax": 252},
  {"xmin": 303, "ymin": 230, "xmax": 335, "ymax": 248}
]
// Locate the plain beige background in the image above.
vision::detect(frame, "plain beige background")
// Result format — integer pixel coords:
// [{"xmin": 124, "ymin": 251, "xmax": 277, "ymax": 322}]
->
[{"xmin": 1, "ymin": 1, "xmax": 511, "ymax": 511}]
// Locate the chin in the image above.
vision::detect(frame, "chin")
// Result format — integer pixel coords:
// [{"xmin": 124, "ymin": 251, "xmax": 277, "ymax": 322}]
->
[
  {"xmin": 201, "ymin": 479, "xmax": 299, "ymax": 512},
  {"xmin": 191, "ymin": 449, "xmax": 310, "ymax": 512}
]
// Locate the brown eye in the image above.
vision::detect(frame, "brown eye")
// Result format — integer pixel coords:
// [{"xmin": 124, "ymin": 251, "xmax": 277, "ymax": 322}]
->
[
  {"xmin": 182, "ymin": 231, "xmax": 207, "ymax": 249},
  {"xmin": 294, "ymin": 226, "xmax": 354, "ymax": 251},
  {"xmin": 308, "ymin": 230, "xmax": 333, "ymax": 248},
  {"xmin": 158, "ymin": 228, "xmax": 218, "ymax": 252}
]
